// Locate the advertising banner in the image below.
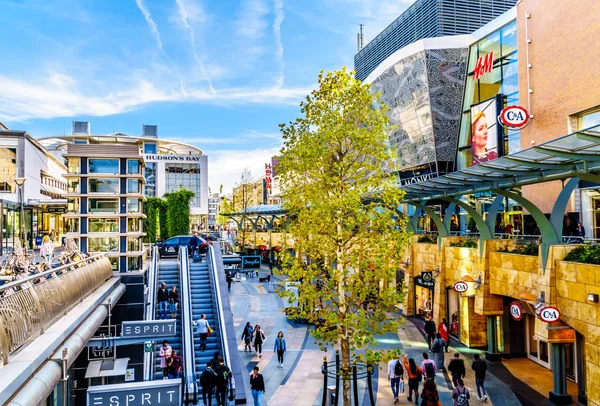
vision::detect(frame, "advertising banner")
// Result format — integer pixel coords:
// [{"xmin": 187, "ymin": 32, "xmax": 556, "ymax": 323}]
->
[{"xmin": 470, "ymin": 95, "xmax": 502, "ymax": 166}]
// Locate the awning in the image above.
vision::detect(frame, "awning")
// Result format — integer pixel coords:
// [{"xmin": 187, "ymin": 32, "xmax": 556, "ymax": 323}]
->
[
  {"xmin": 40, "ymin": 183, "xmax": 66, "ymax": 196},
  {"xmin": 224, "ymin": 204, "xmax": 286, "ymax": 216}
]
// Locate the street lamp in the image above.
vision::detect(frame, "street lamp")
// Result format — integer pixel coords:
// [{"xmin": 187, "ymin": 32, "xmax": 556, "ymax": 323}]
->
[{"xmin": 14, "ymin": 177, "xmax": 26, "ymax": 249}]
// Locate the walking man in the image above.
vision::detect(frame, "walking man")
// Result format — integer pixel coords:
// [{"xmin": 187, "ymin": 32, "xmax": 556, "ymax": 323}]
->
[
  {"xmin": 472, "ymin": 354, "xmax": 488, "ymax": 401},
  {"xmin": 157, "ymin": 282, "xmax": 168, "ymax": 320},
  {"xmin": 424, "ymin": 316, "xmax": 436, "ymax": 350},
  {"xmin": 388, "ymin": 355, "xmax": 404, "ymax": 403},
  {"xmin": 214, "ymin": 358, "xmax": 232, "ymax": 406},
  {"xmin": 200, "ymin": 361, "xmax": 217, "ymax": 406},
  {"xmin": 194, "ymin": 314, "xmax": 211, "ymax": 351},
  {"xmin": 421, "ymin": 353, "xmax": 437, "ymax": 379},
  {"xmin": 431, "ymin": 333, "xmax": 446, "ymax": 371},
  {"xmin": 448, "ymin": 353, "xmax": 466, "ymax": 387},
  {"xmin": 226, "ymin": 271, "xmax": 233, "ymax": 292}
]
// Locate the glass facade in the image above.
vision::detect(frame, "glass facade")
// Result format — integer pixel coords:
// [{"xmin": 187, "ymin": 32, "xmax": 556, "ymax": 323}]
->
[
  {"xmin": 165, "ymin": 163, "xmax": 201, "ymax": 207},
  {"xmin": 67, "ymin": 157, "xmax": 79, "ymax": 174},
  {"xmin": 127, "ymin": 179, "xmax": 140, "ymax": 194},
  {"xmin": 89, "ymin": 218, "xmax": 119, "ymax": 233},
  {"xmin": 65, "ymin": 218, "xmax": 79, "ymax": 233},
  {"xmin": 127, "ymin": 159, "xmax": 140, "ymax": 174},
  {"xmin": 457, "ymin": 20, "xmax": 519, "ymax": 170},
  {"xmin": 89, "ymin": 198, "xmax": 119, "ymax": 213},
  {"xmin": 88, "ymin": 237, "xmax": 119, "ymax": 252},
  {"xmin": 128, "ymin": 218, "xmax": 140, "ymax": 232},
  {"xmin": 144, "ymin": 162, "xmax": 156, "ymax": 197},
  {"xmin": 67, "ymin": 198, "xmax": 80, "ymax": 213},
  {"xmin": 89, "ymin": 159, "xmax": 119, "ymax": 174},
  {"xmin": 0, "ymin": 148, "xmax": 17, "ymax": 192},
  {"xmin": 144, "ymin": 143, "xmax": 157, "ymax": 154},
  {"xmin": 89, "ymin": 178, "xmax": 119, "ymax": 194},
  {"xmin": 67, "ymin": 179, "xmax": 79, "ymax": 193},
  {"xmin": 127, "ymin": 198, "xmax": 140, "ymax": 213}
]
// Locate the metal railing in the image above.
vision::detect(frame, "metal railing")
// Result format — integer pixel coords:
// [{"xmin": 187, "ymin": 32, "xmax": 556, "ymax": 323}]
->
[
  {"xmin": 143, "ymin": 246, "xmax": 159, "ymax": 381},
  {"xmin": 179, "ymin": 246, "xmax": 198, "ymax": 404},
  {"xmin": 0, "ymin": 254, "xmax": 112, "ymax": 364}
]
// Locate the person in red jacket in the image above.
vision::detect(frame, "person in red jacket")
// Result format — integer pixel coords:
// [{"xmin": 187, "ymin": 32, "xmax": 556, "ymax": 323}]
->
[{"xmin": 438, "ymin": 318, "xmax": 450, "ymax": 352}]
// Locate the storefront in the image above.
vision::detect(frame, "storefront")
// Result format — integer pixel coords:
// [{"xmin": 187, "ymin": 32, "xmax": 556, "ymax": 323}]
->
[
  {"xmin": 446, "ymin": 287, "xmax": 460, "ymax": 337},
  {"xmin": 414, "ymin": 271, "xmax": 434, "ymax": 319}
]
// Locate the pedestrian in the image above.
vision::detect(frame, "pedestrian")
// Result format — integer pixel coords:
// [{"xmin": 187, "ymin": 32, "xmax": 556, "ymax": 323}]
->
[
  {"xmin": 472, "ymin": 354, "xmax": 488, "ymax": 401},
  {"xmin": 241, "ymin": 322, "xmax": 254, "ymax": 352},
  {"xmin": 200, "ymin": 361, "xmax": 217, "ymax": 406},
  {"xmin": 40, "ymin": 235, "xmax": 54, "ymax": 263},
  {"xmin": 388, "ymin": 355, "xmax": 404, "ymax": 404},
  {"xmin": 190, "ymin": 232, "xmax": 200, "ymax": 256},
  {"xmin": 431, "ymin": 333, "xmax": 446, "ymax": 371},
  {"xmin": 438, "ymin": 318, "xmax": 450, "ymax": 352},
  {"xmin": 159, "ymin": 340, "xmax": 172, "ymax": 379},
  {"xmin": 226, "ymin": 271, "xmax": 233, "ymax": 292},
  {"xmin": 253, "ymin": 325, "xmax": 266, "ymax": 358},
  {"xmin": 448, "ymin": 353, "xmax": 466, "ymax": 387},
  {"xmin": 404, "ymin": 354, "xmax": 422, "ymax": 405},
  {"xmin": 212, "ymin": 351, "xmax": 221, "ymax": 366},
  {"xmin": 168, "ymin": 350, "xmax": 182, "ymax": 379},
  {"xmin": 420, "ymin": 378, "xmax": 440, "ymax": 406},
  {"xmin": 424, "ymin": 316, "xmax": 436, "ymax": 350},
  {"xmin": 273, "ymin": 331, "xmax": 287, "ymax": 368},
  {"xmin": 169, "ymin": 285, "xmax": 179, "ymax": 319},
  {"xmin": 250, "ymin": 366, "xmax": 266, "ymax": 405},
  {"xmin": 157, "ymin": 282, "xmax": 169, "ymax": 320},
  {"xmin": 420, "ymin": 352, "xmax": 437, "ymax": 379},
  {"xmin": 452, "ymin": 378, "xmax": 471, "ymax": 406},
  {"xmin": 214, "ymin": 358, "xmax": 232, "ymax": 406},
  {"xmin": 194, "ymin": 313, "xmax": 211, "ymax": 351}
]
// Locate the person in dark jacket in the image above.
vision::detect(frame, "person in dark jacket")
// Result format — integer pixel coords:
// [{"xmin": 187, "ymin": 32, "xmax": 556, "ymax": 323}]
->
[
  {"xmin": 472, "ymin": 354, "xmax": 488, "ymax": 401},
  {"xmin": 273, "ymin": 331, "xmax": 287, "ymax": 368},
  {"xmin": 200, "ymin": 361, "xmax": 217, "ymax": 406},
  {"xmin": 576, "ymin": 222, "xmax": 586, "ymax": 238},
  {"xmin": 167, "ymin": 350, "xmax": 182, "ymax": 379},
  {"xmin": 190, "ymin": 232, "xmax": 200, "ymax": 255},
  {"xmin": 448, "ymin": 352, "xmax": 466, "ymax": 387},
  {"xmin": 424, "ymin": 316, "xmax": 436, "ymax": 350},
  {"xmin": 157, "ymin": 282, "xmax": 168, "ymax": 320},
  {"xmin": 420, "ymin": 378, "xmax": 440, "ymax": 406},
  {"xmin": 214, "ymin": 358, "xmax": 232, "ymax": 406},
  {"xmin": 168, "ymin": 285, "xmax": 179, "ymax": 319},
  {"xmin": 226, "ymin": 271, "xmax": 233, "ymax": 292},
  {"xmin": 241, "ymin": 322, "xmax": 253, "ymax": 352},
  {"xmin": 250, "ymin": 366, "xmax": 265, "ymax": 405},
  {"xmin": 253, "ymin": 325, "xmax": 266, "ymax": 358}
]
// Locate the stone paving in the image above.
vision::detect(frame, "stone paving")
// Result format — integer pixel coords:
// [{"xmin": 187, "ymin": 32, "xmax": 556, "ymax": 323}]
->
[{"xmin": 229, "ymin": 275, "xmax": 527, "ymax": 406}]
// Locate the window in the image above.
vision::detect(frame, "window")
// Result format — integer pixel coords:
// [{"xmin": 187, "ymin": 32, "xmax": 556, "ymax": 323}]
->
[
  {"xmin": 108, "ymin": 257, "xmax": 118, "ymax": 271},
  {"xmin": 127, "ymin": 160, "xmax": 140, "ymax": 174},
  {"xmin": 128, "ymin": 256, "xmax": 140, "ymax": 271},
  {"xmin": 144, "ymin": 162, "xmax": 156, "ymax": 197},
  {"xmin": 579, "ymin": 109, "xmax": 600, "ymax": 130},
  {"xmin": 89, "ymin": 159, "xmax": 119, "ymax": 174},
  {"xmin": 88, "ymin": 237, "xmax": 119, "ymax": 252},
  {"xmin": 67, "ymin": 179, "xmax": 79, "ymax": 193},
  {"xmin": 144, "ymin": 143, "xmax": 157, "ymax": 154},
  {"xmin": 89, "ymin": 218, "xmax": 119, "ymax": 233},
  {"xmin": 127, "ymin": 198, "xmax": 140, "ymax": 213},
  {"xmin": 0, "ymin": 148, "xmax": 17, "ymax": 192},
  {"xmin": 165, "ymin": 163, "xmax": 202, "ymax": 207},
  {"xmin": 128, "ymin": 218, "xmax": 140, "ymax": 232},
  {"xmin": 128, "ymin": 237, "xmax": 140, "ymax": 251},
  {"xmin": 65, "ymin": 218, "xmax": 79, "ymax": 233},
  {"xmin": 127, "ymin": 179, "xmax": 140, "ymax": 194},
  {"xmin": 67, "ymin": 198, "xmax": 80, "ymax": 213},
  {"xmin": 73, "ymin": 139, "xmax": 87, "ymax": 144},
  {"xmin": 89, "ymin": 178, "xmax": 119, "ymax": 194},
  {"xmin": 67, "ymin": 157, "xmax": 80, "ymax": 174},
  {"xmin": 89, "ymin": 198, "xmax": 119, "ymax": 213}
]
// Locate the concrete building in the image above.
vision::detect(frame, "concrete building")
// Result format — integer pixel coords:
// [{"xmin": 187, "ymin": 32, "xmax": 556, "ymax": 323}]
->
[
  {"xmin": 232, "ymin": 176, "xmax": 267, "ymax": 212},
  {"xmin": 207, "ymin": 193, "xmax": 219, "ymax": 229}
]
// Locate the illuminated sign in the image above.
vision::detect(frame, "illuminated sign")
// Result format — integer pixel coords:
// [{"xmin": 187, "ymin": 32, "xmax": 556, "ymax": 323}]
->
[
  {"xmin": 473, "ymin": 51, "xmax": 494, "ymax": 80},
  {"xmin": 453, "ymin": 281, "xmax": 468, "ymax": 293},
  {"xmin": 499, "ymin": 105, "xmax": 530, "ymax": 128},
  {"xmin": 539, "ymin": 306, "xmax": 561, "ymax": 322},
  {"xmin": 265, "ymin": 163, "xmax": 272, "ymax": 191},
  {"xmin": 509, "ymin": 301, "xmax": 523, "ymax": 321}
]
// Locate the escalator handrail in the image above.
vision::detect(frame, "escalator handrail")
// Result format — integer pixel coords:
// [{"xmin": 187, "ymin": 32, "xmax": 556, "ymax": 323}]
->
[
  {"xmin": 207, "ymin": 245, "xmax": 232, "ymax": 374},
  {"xmin": 179, "ymin": 246, "xmax": 198, "ymax": 404},
  {"xmin": 143, "ymin": 246, "xmax": 159, "ymax": 381}
]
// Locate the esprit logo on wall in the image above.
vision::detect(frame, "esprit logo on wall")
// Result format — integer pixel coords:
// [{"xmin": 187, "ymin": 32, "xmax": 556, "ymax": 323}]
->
[
  {"xmin": 509, "ymin": 301, "xmax": 523, "ymax": 321},
  {"xmin": 499, "ymin": 106, "xmax": 530, "ymax": 129},
  {"xmin": 473, "ymin": 50, "xmax": 494, "ymax": 80},
  {"xmin": 539, "ymin": 306, "xmax": 561, "ymax": 323},
  {"xmin": 453, "ymin": 281, "xmax": 468, "ymax": 293}
]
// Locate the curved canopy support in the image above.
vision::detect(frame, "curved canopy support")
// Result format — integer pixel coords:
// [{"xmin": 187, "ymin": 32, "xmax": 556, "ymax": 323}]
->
[
  {"xmin": 443, "ymin": 203, "xmax": 457, "ymax": 235},
  {"xmin": 442, "ymin": 197, "xmax": 492, "ymax": 258},
  {"xmin": 550, "ymin": 178, "xmax": 581, "ymax": 238},
  {"xmin": 486, "ymin": 195, "xmax": 505, "ymax": 235}
]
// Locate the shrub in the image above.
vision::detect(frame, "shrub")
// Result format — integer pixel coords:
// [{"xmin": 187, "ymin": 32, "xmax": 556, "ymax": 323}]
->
[
  {"xmin": 496, "ymin": 243, "xmax": 539, "ymax": 256},
  {"xmin": 564, "ymin": 244, "xmax": 600, "ymax": 265},
  {"xmin": 450, "ymin": 239, "xmax": 478, "ymax": 248},
  {"xmin": 417, "ymin": 234, "xmax": 436, "ymax": 244}
]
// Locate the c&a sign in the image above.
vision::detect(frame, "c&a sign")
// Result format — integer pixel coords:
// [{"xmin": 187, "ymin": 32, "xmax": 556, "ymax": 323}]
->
[
  {"xmin": 499, "ymin": 105, "xmax": 530, "ymax": 129},
  {"xmin": 539, "ymin": 306, "xmax": 561, "ymax": 323}
]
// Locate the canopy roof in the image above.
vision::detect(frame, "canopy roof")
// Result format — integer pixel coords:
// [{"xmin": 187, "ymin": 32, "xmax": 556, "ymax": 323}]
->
[
  {"xmin": 403, "ymin": 124, "xmax": 600, "ymax": 201},
  {"xmin": 224, "ymin": 204, "xmax": 285, "ymax": 217}
]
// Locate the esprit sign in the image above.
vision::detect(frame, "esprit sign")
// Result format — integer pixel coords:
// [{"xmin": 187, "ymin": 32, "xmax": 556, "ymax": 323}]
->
[
  {"xmin": 453, "ymin": 281, "xmax": 468, "ymax": 293},
  {"xmin": 87, "ymin": 380, "xmax": 181, "ymax": 406},
  {"xmin": 539, "ymin": 306, "xmax": 561, "ymax": 322},
  {"xmin": 510, "ymin": 301, "xmax": 523, "ymax": 321},
  {"xmin": 499, "ymin": 106, "xmax": 529, "ymax": 128},
  {"xmin": 473, "ymin": 50, "xmax": 494, "ymax": 80},
  {"xmin": 121, "ymin": 320, "xmax": 177, "ymax": 339}
]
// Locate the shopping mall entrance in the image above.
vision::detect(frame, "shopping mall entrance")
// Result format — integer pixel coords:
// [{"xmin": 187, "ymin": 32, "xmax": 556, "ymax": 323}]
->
[{"xmin": 413, "ymin": 272, "xmax": 434, "ymax": 319}]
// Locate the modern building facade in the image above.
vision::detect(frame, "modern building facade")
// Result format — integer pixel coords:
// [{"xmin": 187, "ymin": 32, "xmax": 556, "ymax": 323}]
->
[
  {"xmin": 63, "ymin": 143, "xmax": 146, "ymax": 272},
  {"xmin": 207, "ymin": 193, "xmax": 219, "ymax": 229},
  {"xmin": 41, "ymin": 122, "xmax": 209, "ymax": 227},
  {"xmin": 354, "ymin": 0, "xmax": 517, "ymax": 81}
]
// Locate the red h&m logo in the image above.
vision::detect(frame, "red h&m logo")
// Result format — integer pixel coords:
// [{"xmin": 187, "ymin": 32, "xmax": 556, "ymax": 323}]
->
[{"xmin": 473, "ymin": 50, "xmax": 494, "ymax": 80}]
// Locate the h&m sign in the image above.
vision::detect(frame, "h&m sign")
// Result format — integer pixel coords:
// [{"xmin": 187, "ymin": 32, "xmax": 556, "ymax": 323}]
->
[{"xmin": 473, "ymin": 51, "xmax": 494, "ymax": 80}]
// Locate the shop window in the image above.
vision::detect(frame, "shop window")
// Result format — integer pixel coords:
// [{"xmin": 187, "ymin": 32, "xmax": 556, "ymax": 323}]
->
[
  {"xmin": 127, "ymin": 198, "xmax": 140, "ymax": 213},
  {"xmin": 127, "ymin": 179, "xmax": 140, "ymax": 194},
  {"xmin": 65, "ymin": 218, "xmax": 79, "ymax": 233},
  {"xmin": 88, "ymin": 237, "xmax": 119, "ymax": 252},
  {"xmin": 128, "ymin": 237, "xmax": 140, "ymax": 252},
  {"xmin": 89, "ymin": 159, "xmax": 119, "ymax": 174},
  {"xmin": 67, "ymin": 198, "xmax": 80, "ymax": 213},
  {"xmin": 67, "ymin": 157, "xmax": 80, "ymax": 174},
  {"xmin": 89, "ymin": 178, "xmax": 119, "ymax": 194},
  {"xmin": 128, "ymin": 218, "xmax": 140, "ymax": 232},
  {"xmin": 89, "ymin": 198, "xmax": 119, "ymax": 214},
  {"xmin": 127, "ymin": 160, "xmax": 140, "ymax": 175},
  {"xmin": 89, "ymin": 218, "xmax": 119, "ymax": 233},
  {"xmin": 128, "ymin": 256, "xmax": 140, "ymax": 271}
]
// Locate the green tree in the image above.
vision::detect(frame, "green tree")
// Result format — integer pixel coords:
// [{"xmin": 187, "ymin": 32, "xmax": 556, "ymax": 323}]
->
[
  {"xmin": 218, "ymin": 198, "xmax": 232, "ymax": 228},
  {"xmin": 277, "ymin": 68, "xmax": 410, "ymax": 406},
  {"xmin": 165, "ymin": 188, "xmax": 195, "ymax": 237},
  {"xmin": 143, "ymin": 197, "xmax": 163, "ymax": 243}
]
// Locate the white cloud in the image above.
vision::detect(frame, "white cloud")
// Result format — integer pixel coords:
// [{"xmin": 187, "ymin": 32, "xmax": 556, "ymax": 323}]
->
[
  {"xmin": 134, "ymin": 0, "xmax": 163, "ymax": 51},
  {"xmin": 272, "ymin": 0, "xmax": 285, "ymax": 88},
  {"xmin": 236, "ymin": 0, "xmax": 270, "ymax": 38},
  {"xmin": 208, "ymin": 145, "xmax": 282, "ymax": 194}
]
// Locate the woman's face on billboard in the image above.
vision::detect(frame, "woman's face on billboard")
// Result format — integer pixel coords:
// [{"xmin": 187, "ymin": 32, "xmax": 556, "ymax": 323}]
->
[{"xmin": 472, "ymin": 115, "xmax": 489, "ymax": 149}]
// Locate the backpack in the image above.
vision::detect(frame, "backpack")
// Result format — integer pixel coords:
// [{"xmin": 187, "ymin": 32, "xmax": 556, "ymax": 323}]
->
[
  {"xmin": 424, "ymin": 362, "xmax": 435, "ymax": 378},
  {"xmin": 200, "ymin": 369, "xmax": 216, "ymax": 387},
  {"xmin": 455, "ymin": 387, "xmax": 469, "ymax": 406},
  {"xmin": 431, "ymin": 339, "xmax": 440, "ymax": 354},
  {"xmin": 394, "ymin": 360, "xmax": 403, "ymax": 376}
]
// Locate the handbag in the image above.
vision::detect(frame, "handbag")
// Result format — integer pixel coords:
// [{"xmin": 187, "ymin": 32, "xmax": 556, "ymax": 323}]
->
[{"xmin": 207, "ymin": 326, "xmax": 214, "ymax": 337}]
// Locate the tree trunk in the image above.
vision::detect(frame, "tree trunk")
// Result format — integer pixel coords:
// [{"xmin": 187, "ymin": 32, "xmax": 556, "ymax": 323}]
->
[{"xmin": 341, "ymin": 335, "xmax": 351, "ymax": 406}]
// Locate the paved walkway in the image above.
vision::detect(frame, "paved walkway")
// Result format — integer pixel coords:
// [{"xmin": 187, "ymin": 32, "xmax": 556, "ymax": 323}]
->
[{"xmin": 229, "ymin": 275, "xmax": 565, "ymax": 405}]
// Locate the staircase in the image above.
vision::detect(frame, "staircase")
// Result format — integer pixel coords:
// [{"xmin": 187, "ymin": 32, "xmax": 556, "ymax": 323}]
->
[{"xmin": 154, "ymin": 258, "xmax": 182, "ymax": 379}]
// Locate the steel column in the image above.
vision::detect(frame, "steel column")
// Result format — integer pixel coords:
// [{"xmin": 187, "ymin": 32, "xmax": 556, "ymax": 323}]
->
[{"xmin": 442, "ymin": 197, "xmax": 492, "ymax": 257}]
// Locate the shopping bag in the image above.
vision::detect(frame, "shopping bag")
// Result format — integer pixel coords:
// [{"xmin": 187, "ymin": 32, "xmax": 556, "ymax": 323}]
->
[
  {"xmin": 208, "ymin": 326, "xmax": 214, "ymax": 337},
  {"xmin": 399, "ymin": 380, "xmax": 405, "ymax": 394}
]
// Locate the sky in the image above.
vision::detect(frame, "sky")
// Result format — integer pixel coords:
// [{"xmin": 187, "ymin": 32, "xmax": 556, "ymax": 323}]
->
[{"xmin": 0, "ymin": 0, "xmax": 412, "ymax": 194}]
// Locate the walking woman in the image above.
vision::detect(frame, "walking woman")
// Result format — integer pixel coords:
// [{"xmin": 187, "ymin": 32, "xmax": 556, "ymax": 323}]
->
[
  {"xmin": 194, "ymin": 314, "xmax": 211, "ymax": 351},
  {"xmin": 420, "ymin": 378, "xmax": 440, "ymax": 406},
  {"xmin": 241, "ymin": 322, "xmax": 254, "ymax": 352},
  {"xmin": 250, "ymin": 366, "xmax": 265, "ymax": 404},
  {"xmin": 273, "ymin": 331, "xmax": 287, "ymax": 368},
  {"xmin": 404, "ymin": 354, "xmax": 422, "ymax": 405},
  {"xmin": 438, "ymin": 318, "xmax": 450, "ymax": 352},
  {"xmin": 253, "ymin": 325, "xmax": 266, "ymax": 358},
  {"xmin": 159, "ymin": 340, "xmax": 172, "ymax": 379},
  {"xmin": 169, "ymin": 285, "xmax": 179, "ymax": 319}
]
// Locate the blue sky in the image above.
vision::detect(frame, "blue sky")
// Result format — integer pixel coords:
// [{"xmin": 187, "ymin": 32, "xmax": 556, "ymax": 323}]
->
[{"xmin": 0, "ymin": 0, "xmax": 411, "ymax": 193}]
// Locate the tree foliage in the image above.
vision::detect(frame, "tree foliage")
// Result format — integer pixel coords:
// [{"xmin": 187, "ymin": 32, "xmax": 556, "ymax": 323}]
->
[
  {"xmin": 164, "ymin": 188, "xmax": 195, "ymax": 237},
  {"xmin": 143, "ymin": 197, "xmax": 163, "ymax": 243},
  {"xmin": 277, "ymin": 68, "xmax": 410, "ymax": 405},
  {"xmin": 158, "ymin": 199, "xmax": 169, "ymax": 240}
]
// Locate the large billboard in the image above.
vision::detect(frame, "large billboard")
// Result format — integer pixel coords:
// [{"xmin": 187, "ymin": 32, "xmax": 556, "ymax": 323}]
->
[{"xmin": 470, "ymin": 95, "xmax": 502, "ymax": 166}]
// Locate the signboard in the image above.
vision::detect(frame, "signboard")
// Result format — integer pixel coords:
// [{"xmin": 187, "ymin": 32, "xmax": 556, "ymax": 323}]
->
[
  {"xmin": 453, "ymin": 281, "xmax": 468, "ymax": 293},
  {"xmin": 539, "ymin": 306, "xmax": 561, "ymax": 323},
  {"xmin": 265, "ymin": 163, "xmax": 272, "ymax": 191},
  {"xmin": 415, "ymin": 272, "xmax": 434, "ymax": 289},
  {"xmin": 121, "ymin": 320, "xmax": 177, "ymax": 339},
  {"xmin": 144, "ymin": 153, "xmax": 202, "ymax": 163},
  {"xmin": 125, "ymin": 368, "xmax": 135, "ymax": 382},
  {"xmin": 473, "ymin": 50, "xmax": 494, "ymax": 80},
  {"xmin": 87, "ymin": 380, "xmax": 181, "ymax": 406},
  {"xmin": 471, "ymin": 96, "xmax": 502, "ymax": 166},
  {"xmin": 499, "ymin": 105, "xmax": 529, "ymax": 129},
  {"xmin": 283, "ymin": 281, "xmax": 300, "ymax": 308},
  {"xmin": 144, "ymin": 342, "xmax": 154, "ymax": 353},
  {"xmin": 241, "ymin": 256, "xmax": 261, "ymax": 269},
  {"xmin": 509, "ymin": 301, "xmax": 523, "ymax": 321}
]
